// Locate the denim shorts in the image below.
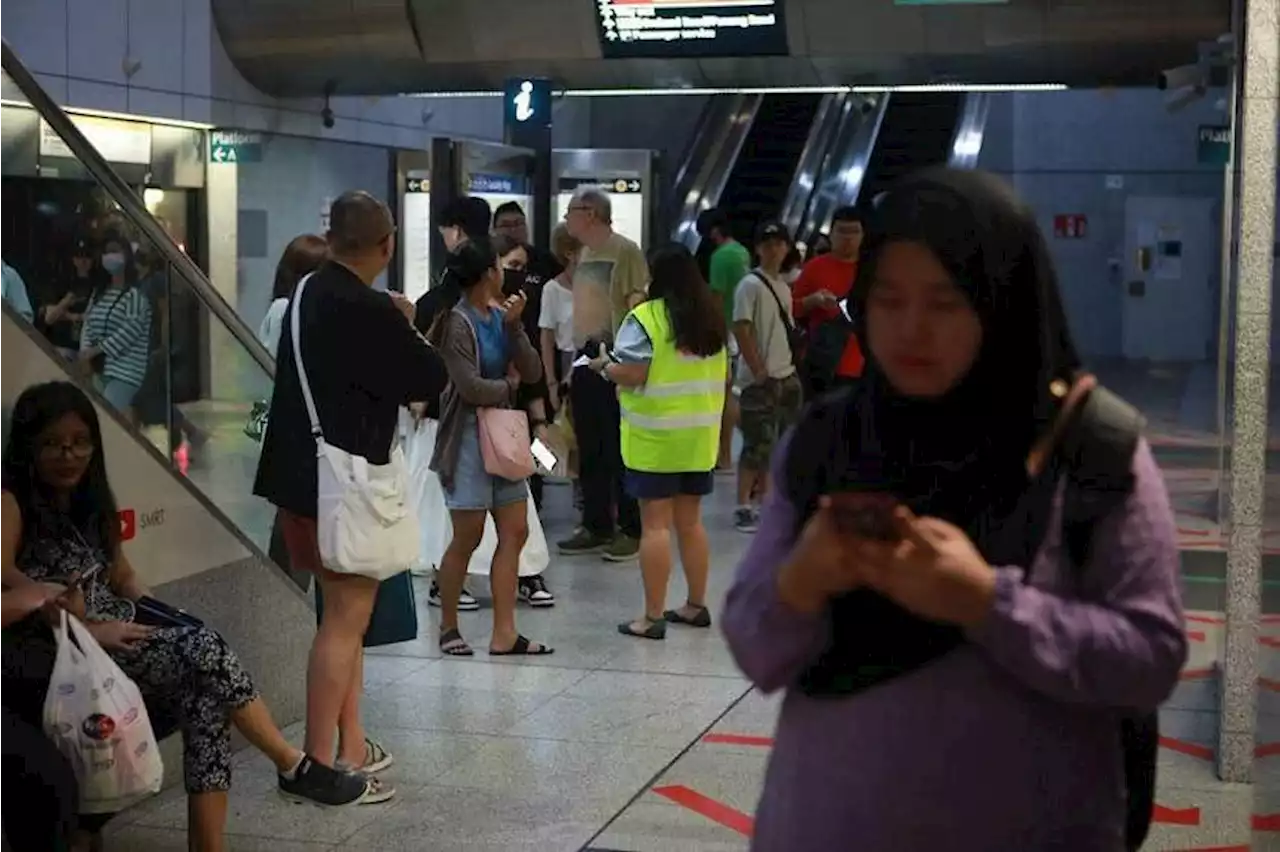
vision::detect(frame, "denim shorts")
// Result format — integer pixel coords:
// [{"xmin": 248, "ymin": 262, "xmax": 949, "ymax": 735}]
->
[
  {"xmin": 624, "ymin": 469, "xmax": 715, "ymax": 501},
  {"xmin": 443, "ymin": 414, "xmax": 528, "ymax": 511}
]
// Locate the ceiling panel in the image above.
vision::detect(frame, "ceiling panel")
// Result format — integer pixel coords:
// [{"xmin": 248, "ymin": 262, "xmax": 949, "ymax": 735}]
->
[{"xmin": 212, "ymin": 0, "xmax": 1228, "ymax": 95}]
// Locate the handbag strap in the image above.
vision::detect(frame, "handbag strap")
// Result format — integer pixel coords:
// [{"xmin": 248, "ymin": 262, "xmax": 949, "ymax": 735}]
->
[{"xmin": 289, "ymin": 273, "xmax": 323, "ymax": 440}]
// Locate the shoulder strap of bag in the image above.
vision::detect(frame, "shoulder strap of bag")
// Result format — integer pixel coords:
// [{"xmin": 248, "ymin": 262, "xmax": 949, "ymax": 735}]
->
[
  {"xmin": 289, "ymin": 273, "xmax": 322, "ymax": 440},
  {"xmin": 752, "ymin": 270, "xmax": 795, "ymax": 335}
]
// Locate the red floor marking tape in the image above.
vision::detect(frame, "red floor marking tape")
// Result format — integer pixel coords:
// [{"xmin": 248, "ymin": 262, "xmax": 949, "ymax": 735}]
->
[
  {"xmin": 1255, "ymin": 742, "xmax": 1280, "ymax": 758},
  {"xmin": 1159, "ymin": 737, "xmax": 1214, "ymax": 761},
  {"xmin": 1154, "ymin": 804, "xmax": 1202, "ymax": 826},
  {"xmin": 1178, "ymin": 528, "xmax": 1213, "ymax": 537},
  {"xmin": 1260, "ymin": 677, "xmax": 1280, "ymax": 693},
  {"xmin": 652, "ymin": 785, "xmax": 755, "ymax": 837},
  {"xmin": 702, "ymin": 733, "xmax": 774, "ymax": 748},
  {"xmin": 1180, "ymin": 667, "xmax": 1214, "ymax": 680},
  {"xmin": 1263, "ymin": 615, "xmax": 1280, "ymax": 625},
  {"xmin": 1253, "ymin": 813, "xmax": 1280, "ymax": 831},
  {"xmin": 1185, "ymin": 615, "xmax": 1226, "ymax": 626},
  {"xmin": 1187, "ymin": 630, "xmax": 1207, "ymax": 642},
  {"xmin": 1261, "ymin": 636, "xmax": 1280, "ymax": 649}
]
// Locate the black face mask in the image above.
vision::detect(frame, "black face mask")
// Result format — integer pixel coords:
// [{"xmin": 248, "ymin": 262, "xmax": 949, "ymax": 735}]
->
[{"xmin": 502, "ymin": 268, "xmax": 526, "ymax": 297}]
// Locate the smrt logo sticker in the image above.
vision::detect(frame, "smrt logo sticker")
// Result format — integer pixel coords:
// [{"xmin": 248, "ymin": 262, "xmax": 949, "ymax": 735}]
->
[
  {"xmin": 57, "ymin": 683, "xmax": 75, "ymax": 696},
  {"xmin": 123, "ymin": 707, "xmax": 139, "ymax": 724},
  {"xmin": 81, "ymin": 713, "xmax": 116, "ymax": 741},
  {"xmin": 118, "ymin": 509, "xmax": 137, "ymax": 542}
]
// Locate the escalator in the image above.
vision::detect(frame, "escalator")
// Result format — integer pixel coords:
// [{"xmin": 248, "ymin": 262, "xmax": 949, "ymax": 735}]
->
[
  {"xmin": 716, "ymin": 94, "xmax": 825, "ymax": 245},
  {"xmin": 0, "ymin": 41, "xmax": 314, "ymax": 712},
  {"xmin": 856, "ymin": 92, "xmax": 965, "ymax": 205}
]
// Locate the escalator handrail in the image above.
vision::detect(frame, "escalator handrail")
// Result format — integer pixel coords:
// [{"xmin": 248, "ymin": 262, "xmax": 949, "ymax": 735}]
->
[
  {"xmin": 1, "ymin": 41, "xmax": 275, "ymax": 379},
  {"xmin": 670, "ymin": 93, "xmax": 762, "ymax": 251},
  {"xmin": 947, "ymin": 93, "xmax": 991, "ymax": 169},
  {"xmin": 777, "ymin": 94, "xmax": 843, "ymax": 238},
  {"xmin": 667, "ymin": 97, "xmax": 724, "ymax": 216},
  {"xmin": 1, "ymin": 301, "xmax": 296, "ymax": 594},
  {"xmin": 805, "ymin": 94, "xmax": 890, "ymax": 238}
]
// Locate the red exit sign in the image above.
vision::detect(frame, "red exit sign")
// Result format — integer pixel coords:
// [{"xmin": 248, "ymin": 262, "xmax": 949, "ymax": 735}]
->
[{"xmin": 1053, "ymin": 214, "xmax": 1088, "ymax": 239}]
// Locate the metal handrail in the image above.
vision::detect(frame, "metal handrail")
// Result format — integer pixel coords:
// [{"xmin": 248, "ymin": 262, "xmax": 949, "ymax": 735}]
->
[
  {"xmin": 670, "ymin": 93, "xmax": 762, "ymax": 251},
  {"xmin": 802, "ymin": 94, "xmax": 889, "ymax": 238},
  {"xmin": 1, "ymin": 41, "xmax": 275, "ymax": 378},
  {"xmin": 777, "ymin": 93, "xmax": 843, "ymax": 237},
  {"xmin": 948, "ymin": 93, "xmax": 991, "ymax": 169}
]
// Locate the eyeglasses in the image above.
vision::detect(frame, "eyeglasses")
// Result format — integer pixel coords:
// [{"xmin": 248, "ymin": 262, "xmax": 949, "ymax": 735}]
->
[{"xmin": 38, "ymin": 438, "xmax": 95, "ymax": 460}]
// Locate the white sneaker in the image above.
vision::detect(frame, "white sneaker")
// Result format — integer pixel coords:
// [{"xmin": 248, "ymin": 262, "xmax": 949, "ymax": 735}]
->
[{"xmin": 428, "ymin": 582, "xmax": 479, "ymax": 611}]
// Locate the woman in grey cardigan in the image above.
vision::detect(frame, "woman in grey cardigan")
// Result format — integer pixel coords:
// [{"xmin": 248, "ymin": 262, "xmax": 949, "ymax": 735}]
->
[{"xmin": 429, "ymin": 238, "xmax": 550, "ymax": 658}]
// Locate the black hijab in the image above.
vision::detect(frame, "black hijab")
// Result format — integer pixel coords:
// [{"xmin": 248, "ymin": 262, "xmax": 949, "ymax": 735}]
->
[{"xmin": 799, "ymin": 168, "xmax": 1083, "ymax": 696}]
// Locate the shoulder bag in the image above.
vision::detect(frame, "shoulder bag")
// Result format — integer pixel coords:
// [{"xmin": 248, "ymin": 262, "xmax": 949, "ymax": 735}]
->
[{"xmin": 290, "ymin": 274, "xmax": 420, "ymax": 579}]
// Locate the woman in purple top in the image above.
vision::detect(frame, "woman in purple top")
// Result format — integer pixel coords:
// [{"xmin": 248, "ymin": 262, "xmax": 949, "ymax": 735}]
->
[{"xmin": 722, "ymin": 169, "xmax": 1186, "ymax": 851}]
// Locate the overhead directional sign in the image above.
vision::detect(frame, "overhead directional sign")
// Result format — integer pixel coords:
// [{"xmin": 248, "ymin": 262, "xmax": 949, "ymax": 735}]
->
[
  {"xmin": 559, "ymin": 176, "xmax": 644, "ymax": 194},
  {"xmin": 405, "ymin": 177, "xmax": 431, "ymax": 193},
  {"xmin": 209, "ymin": 129, "xmax": 263, "ymax": 164}
]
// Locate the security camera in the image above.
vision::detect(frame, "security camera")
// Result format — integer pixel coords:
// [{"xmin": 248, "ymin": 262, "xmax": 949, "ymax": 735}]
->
[
  {"xmin": 321, "ymin": 106, "xmax": 335, "ymax": 129},
  {"xmin": 1158, "ymin": 64, "xmax": 1203, "ymax": 91},
  {"xmin": 1165, "ymin": 84, "xmax": 1207, "ymax": 113}
]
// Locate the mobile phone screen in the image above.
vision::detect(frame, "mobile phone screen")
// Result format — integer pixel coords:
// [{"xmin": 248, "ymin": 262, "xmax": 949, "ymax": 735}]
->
[
  {"xmin": 531, "ymin": 438, "xmax": 557, "ymax": 472},
  {"xmin": 828, "ymin": 492, "xmax": 901, "ymax": 542}
]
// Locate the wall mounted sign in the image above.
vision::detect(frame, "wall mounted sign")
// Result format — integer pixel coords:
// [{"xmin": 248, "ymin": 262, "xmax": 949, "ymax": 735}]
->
[
  {"xmin": 503, "ymin": 78, "xmax": 552, "ymax": 150},
  {"xmin": 209, "ymin": 129, "xmax": 263, "ymax": 164},
  {"xmin": 39, "ymin": 115, "xmax": 152, "ymax": 165},
  {"xmin": 1196, "ymin": 124, "xmax": 1231, "ymax": 166},
  {"xmin": 1053, "ymin": 213, "xmax": 1088, "ymax": 239},
  {"xmin": 597, "ymin": 0, "xmax": 788, "ymax": 59}
]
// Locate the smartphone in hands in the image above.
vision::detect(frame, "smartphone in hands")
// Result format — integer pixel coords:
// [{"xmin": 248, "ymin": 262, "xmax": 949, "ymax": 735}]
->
[{"xmin": 827, "ymin": 492, "xmax": 902, "ymax": 542}]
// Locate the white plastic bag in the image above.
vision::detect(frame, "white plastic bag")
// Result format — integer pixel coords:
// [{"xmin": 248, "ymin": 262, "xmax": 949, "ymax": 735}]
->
[
  {"xmin": 405, "ymin": 416, "xmax": 547, "ymax": 578},
  {"xmin": 42, "ymin": 611, "xmax": 164, "ymax": 813}
]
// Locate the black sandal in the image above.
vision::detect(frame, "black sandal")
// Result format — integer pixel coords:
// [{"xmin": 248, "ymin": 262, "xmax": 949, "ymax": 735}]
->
[
  {"xmin": 489, "ymin": 635, "xmax": 554, "ymax": 656},
  {"xmin": 618, "ymin": 616, "xmax": 667, "ymax": 640},
  {"xmin": 664, "ymin": 605, "xmax": 712, "ymax": 628},
  {"xmin": 439, "ymin": 627, "xmax": 474, "ymax": 657}
]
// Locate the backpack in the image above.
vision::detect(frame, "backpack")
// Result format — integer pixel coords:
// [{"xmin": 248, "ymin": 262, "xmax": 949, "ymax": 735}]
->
[
  {"xmin": 783, "ymin": 384, "xmax": 1157, "ymax": 851},
  {"xmin": 803, "ymin": 307, "xmax": 856, "ymax": 396}
]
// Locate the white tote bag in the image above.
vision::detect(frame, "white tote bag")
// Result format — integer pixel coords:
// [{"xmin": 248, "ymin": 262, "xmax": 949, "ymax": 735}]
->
[
  {"xmin": 405, "ymin": 416, "xmax": 547, "ymax": 578},
  {"xmin": 42, "ymin": 611, "xmax": 164, "ymax": 814},
  {"xmin": 291, "ymin": 274, "xmax": 420, "ymax": 580}
]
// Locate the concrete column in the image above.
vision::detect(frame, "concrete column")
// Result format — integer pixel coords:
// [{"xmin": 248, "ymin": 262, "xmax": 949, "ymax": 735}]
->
[{"xmin": 1218, "ymin": 0, "xmax": 1279, "ymax": 783}]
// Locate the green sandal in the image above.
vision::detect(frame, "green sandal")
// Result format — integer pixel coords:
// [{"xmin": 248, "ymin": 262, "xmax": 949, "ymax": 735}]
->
[{"xmin": 618, "ymin": 616, "xmax": 667, "ymax": 640}]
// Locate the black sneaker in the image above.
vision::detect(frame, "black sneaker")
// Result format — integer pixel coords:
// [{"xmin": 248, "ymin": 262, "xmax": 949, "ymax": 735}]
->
[
  {"xmin": 278, "ymin": 755, "xmax": 371, "ymax": 808},
  {"xmin": 518, "ymin": 575, "xmax": 555, "ymax": 607},
  {"xmin": 428, "ymin": 581, "xmax": 479, "ymax": 611}
]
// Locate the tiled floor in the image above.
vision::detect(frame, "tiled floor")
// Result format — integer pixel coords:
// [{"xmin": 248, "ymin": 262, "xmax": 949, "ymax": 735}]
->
[{"xmin": 101, "ymin": 482, "xmax": 1280, "ymax": 851}]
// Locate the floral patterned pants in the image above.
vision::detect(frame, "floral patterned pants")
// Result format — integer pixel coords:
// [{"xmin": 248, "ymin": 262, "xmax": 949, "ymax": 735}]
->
[{"xmin": 113, "ymin": 625, "xmax": 259, "ymax": 794}]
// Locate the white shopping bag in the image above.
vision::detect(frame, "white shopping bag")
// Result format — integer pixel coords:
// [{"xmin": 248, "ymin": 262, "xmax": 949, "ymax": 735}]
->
[
  {"xmin": 404, "ymin": 415, "xmax": 548, "ymax": 578},
  {"xmin": 42, "ymin": 611, "xmax": 164, "ymax": 813}
]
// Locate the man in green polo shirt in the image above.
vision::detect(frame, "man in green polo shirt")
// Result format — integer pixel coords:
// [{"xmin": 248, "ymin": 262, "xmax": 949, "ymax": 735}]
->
[{"xmin": 697, "ymin": 208, "xmax": 751, "ymax": 470}]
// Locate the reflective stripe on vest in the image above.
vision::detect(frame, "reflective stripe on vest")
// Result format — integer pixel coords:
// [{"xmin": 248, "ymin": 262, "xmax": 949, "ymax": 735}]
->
[{"xmin": 619, "ymin": 299, "xmax": 726, "ymax": 474}]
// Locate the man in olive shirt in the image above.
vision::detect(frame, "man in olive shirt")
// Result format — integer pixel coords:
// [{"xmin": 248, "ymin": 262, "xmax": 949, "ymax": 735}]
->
[
  {"xmin": 696, "ymin": 208, "xmax": 750, "ymax": 470},
  {"xmin": 559, "ymin": 185, "xmax": 648, "ymax": 561}
]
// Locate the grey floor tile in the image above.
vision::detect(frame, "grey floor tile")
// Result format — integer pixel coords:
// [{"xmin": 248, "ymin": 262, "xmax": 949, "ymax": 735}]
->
[
  {"xmin": 380, "ymin": 656, "xmax": 592, "ymax": 696},
  {"xmin": 709, "ymin": 689, "xmax": 782, "ymax": 740},
  {"xmin": 104, "ymin": 824, "xmax": 337, "ymax": 851},
  {"xmin": 645, "ymin": 743, "xmax": 769, "ymax": 815},
  {"xmin": 1143, "ymin": 784, "xmax": 1255, "ymax": 850},
  {"xmin": 592, "ymin": 798, "xmax": 750, "ymax": 852},
  {"xmin": 342, "ymin": 785, "xmax": 604, "ymax": 851},
  {"xmin": 561, "ymin": 669, "xmax": 749, "ymax": 704},
  {"xmin": 509, "ymin": 693, "xmax": 739, "ymax": 747},
  {"xmin": 361, "ymin": 687, "xmax": 558, "ymax": 736},
  {"xmin": 433, "ymin": 736, "xmax": 683, "ymax": 803}
]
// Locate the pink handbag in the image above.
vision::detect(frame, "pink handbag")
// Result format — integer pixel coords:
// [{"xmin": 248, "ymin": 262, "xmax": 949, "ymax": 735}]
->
[{"xmin": 478, "ymin": 408, "xmax": 535, "ymax": 480}]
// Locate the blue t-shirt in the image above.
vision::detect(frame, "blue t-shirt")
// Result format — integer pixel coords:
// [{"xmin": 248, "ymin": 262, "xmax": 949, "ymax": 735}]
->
[{"xmin": 464, "ymin": 303, "xmax": 508, "ymax": 379}]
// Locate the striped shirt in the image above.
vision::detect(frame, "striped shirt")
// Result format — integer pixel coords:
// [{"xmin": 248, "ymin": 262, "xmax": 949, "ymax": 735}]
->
[{"xmin": 80, "ymin": 286, "xmax": 152, "ymax": 388}]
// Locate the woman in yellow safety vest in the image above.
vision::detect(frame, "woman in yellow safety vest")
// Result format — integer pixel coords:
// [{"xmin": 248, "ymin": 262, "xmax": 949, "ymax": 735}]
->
[{"xmin": 587, "ymin": 243, "xmax": 728, "ymax": 640}]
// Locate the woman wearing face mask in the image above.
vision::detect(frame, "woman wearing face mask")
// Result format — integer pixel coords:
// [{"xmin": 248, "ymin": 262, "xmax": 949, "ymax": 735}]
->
[
  {"xmin": 428, "ymin": 237, "xmax": 551, "ymax": 657},
  {"xmin": 76, "ymin": 235, "xmax": 152, "ymax": 414},
  {"xmin": 722, "ymin": 169, "xmax": 1185, "ymax": 850}
]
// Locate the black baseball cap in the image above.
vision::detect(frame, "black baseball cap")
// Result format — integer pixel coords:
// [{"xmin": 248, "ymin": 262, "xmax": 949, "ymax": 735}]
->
[{"xmin": 755, "ymin": 221, "xmax": 792, "ymax": 244}]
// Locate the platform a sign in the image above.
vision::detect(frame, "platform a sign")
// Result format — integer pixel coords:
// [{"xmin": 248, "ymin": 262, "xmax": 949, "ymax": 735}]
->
[{"xmin": 209, "ymin": 130, "xmax": 264, "ymax": 164}]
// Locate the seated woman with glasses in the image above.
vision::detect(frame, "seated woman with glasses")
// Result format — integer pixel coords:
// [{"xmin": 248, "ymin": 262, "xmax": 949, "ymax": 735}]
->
[{"xmin": 2, "ymin": 382, "xmax": 372, "ymax": 852}]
